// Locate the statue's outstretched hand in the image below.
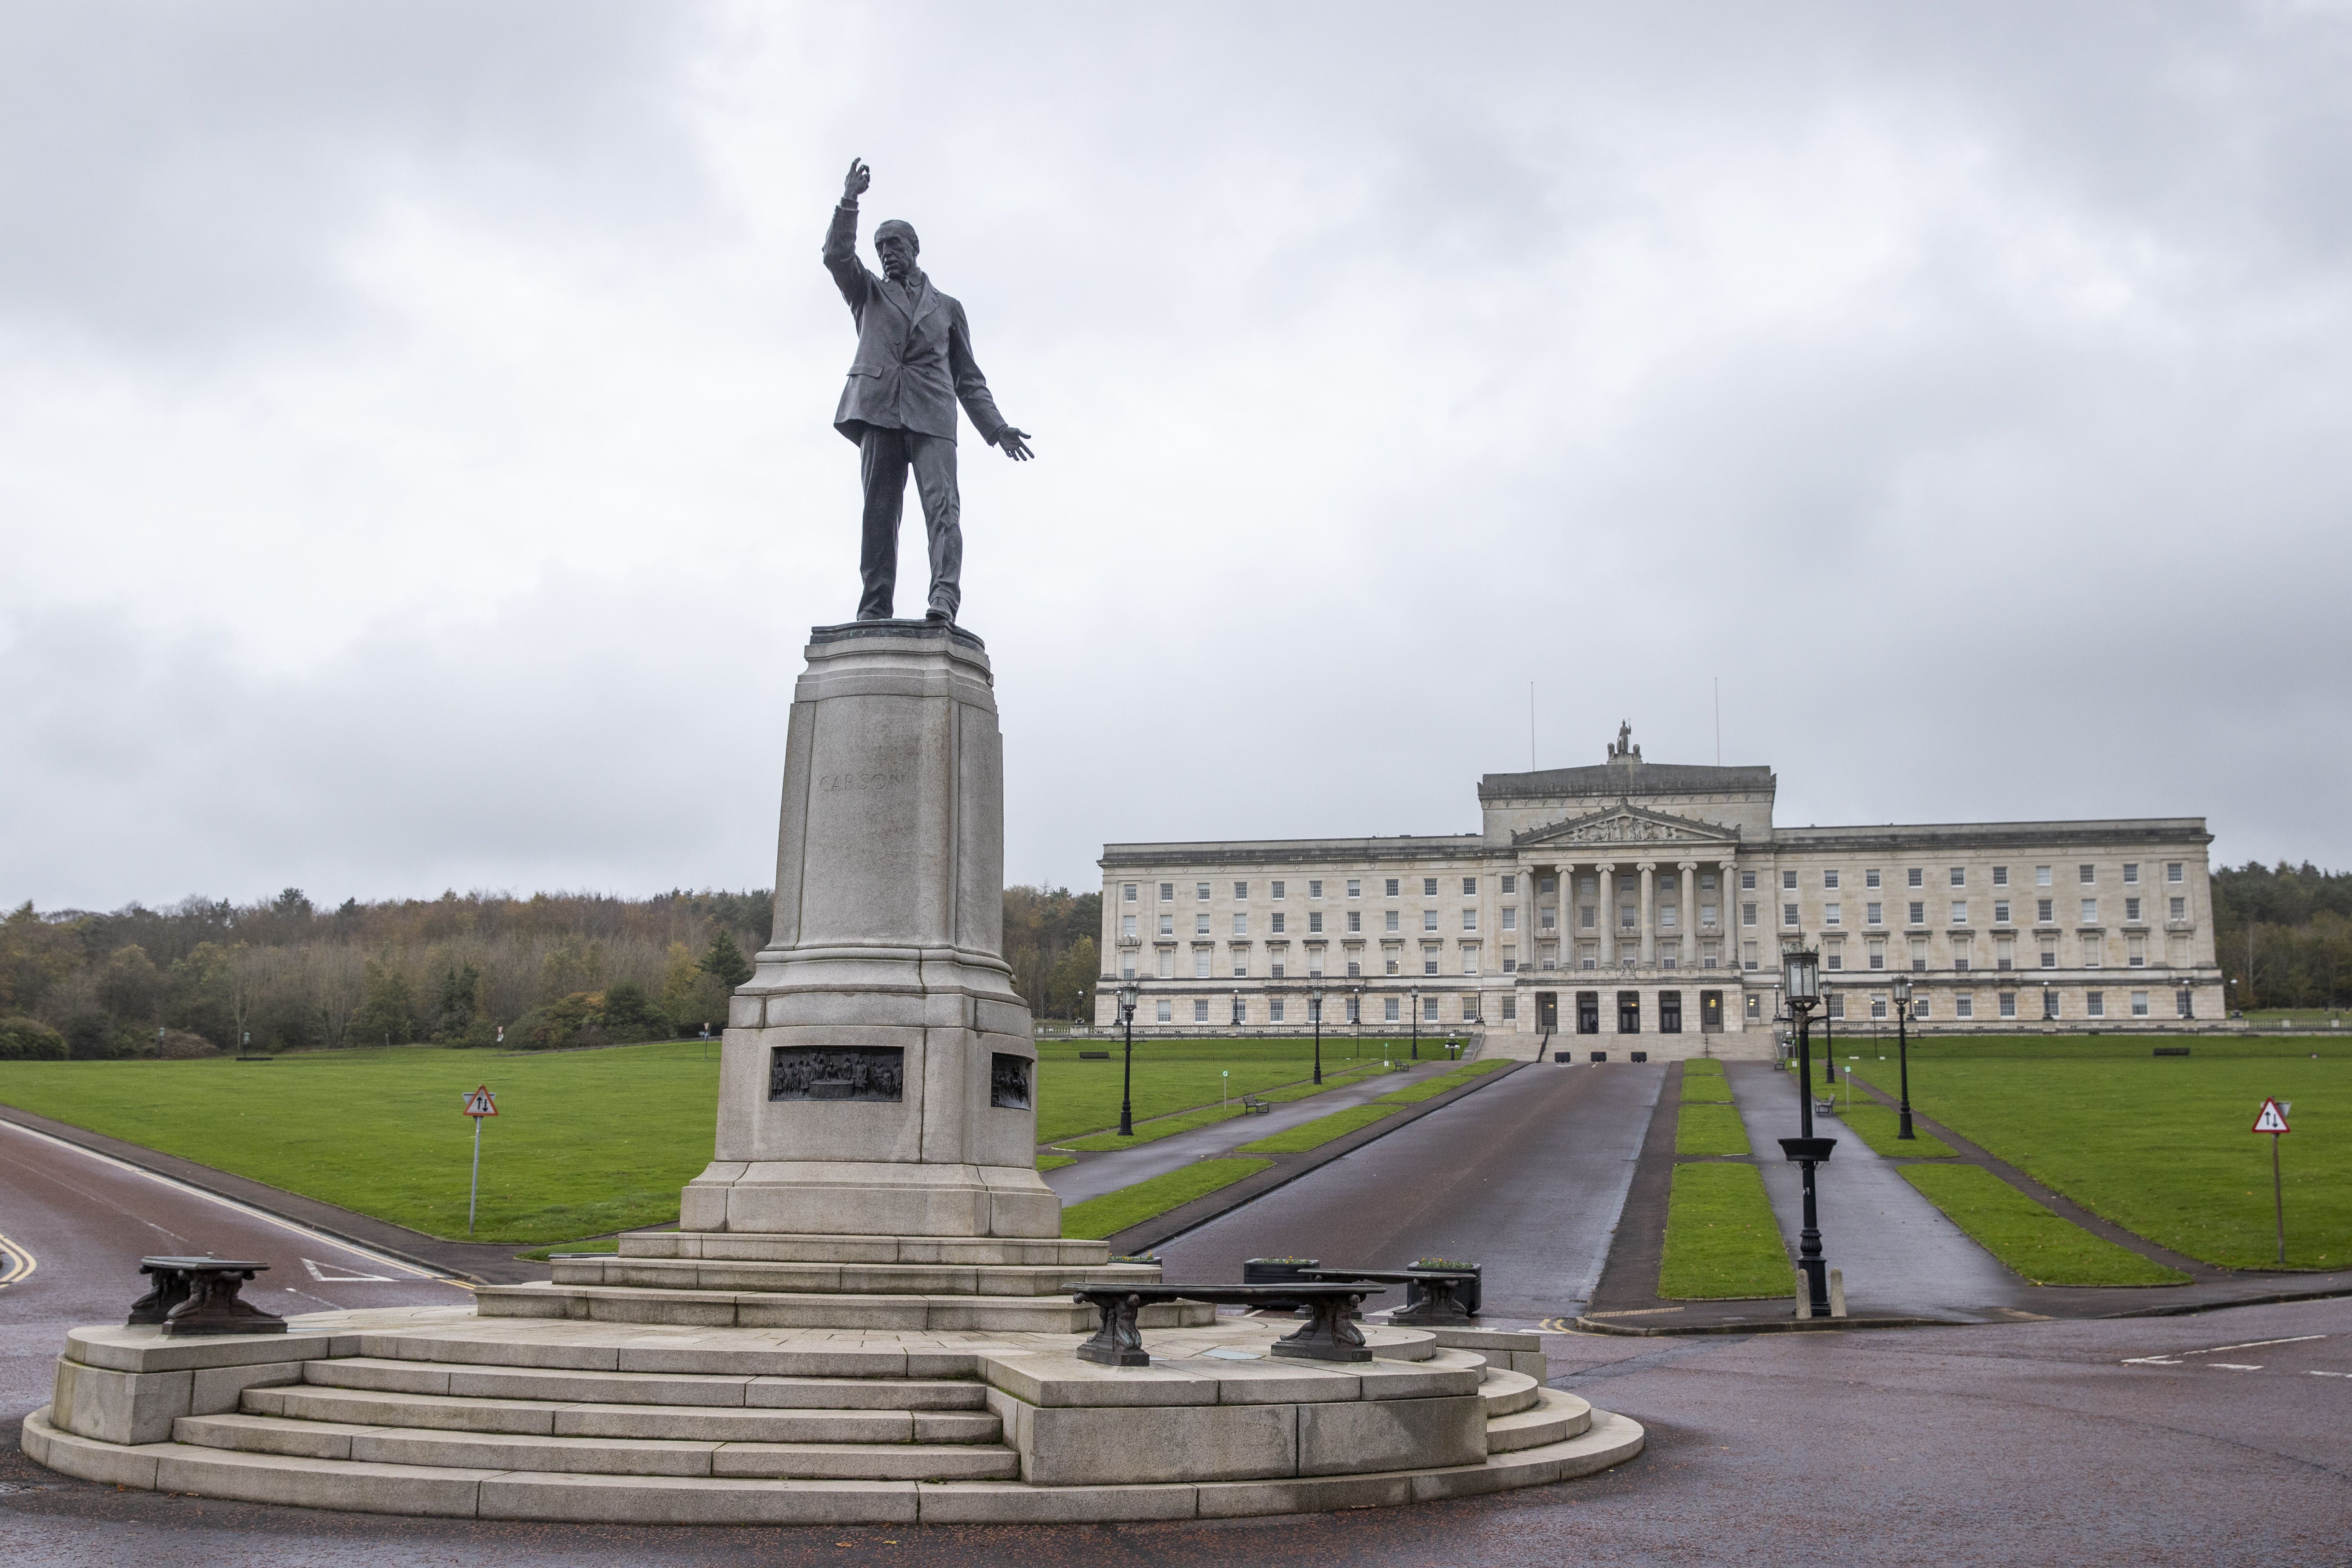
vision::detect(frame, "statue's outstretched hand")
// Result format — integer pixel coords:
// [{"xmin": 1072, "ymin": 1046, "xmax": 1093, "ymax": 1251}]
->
[
  {"xmin": 843, "ymin": 158, "xmax": 871, "ymax": 200},
  {"xmin": 994, "ymin": 427, "xmax": 1035, "ymax": 462}
]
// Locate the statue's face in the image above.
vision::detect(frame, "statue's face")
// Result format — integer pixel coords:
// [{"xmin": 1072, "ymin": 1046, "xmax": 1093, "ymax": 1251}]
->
[{"xmin": 876, "ymin": 233, "xmax": 917, "ymax": 282}]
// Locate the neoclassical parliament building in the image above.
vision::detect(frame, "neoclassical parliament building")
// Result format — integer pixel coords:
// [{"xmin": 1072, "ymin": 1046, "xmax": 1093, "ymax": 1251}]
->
[{"xmin": 1093, "ymin": 726, "xmax": 2224, "ymax": 1056}]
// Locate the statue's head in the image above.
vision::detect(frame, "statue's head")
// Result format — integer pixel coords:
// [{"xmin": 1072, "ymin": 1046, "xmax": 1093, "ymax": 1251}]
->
[{"xmin": 874, "ymin": 220, "xmax": 919, "ymax": 282}]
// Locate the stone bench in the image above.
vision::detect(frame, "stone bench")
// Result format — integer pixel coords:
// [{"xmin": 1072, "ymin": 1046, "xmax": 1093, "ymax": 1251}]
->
[
  {"xmin": 130, "ymin": 1257, "xmax": 285, "ymax": 1337},
  {"xmin": 1300, "ymin": 1267, "xmax": 1479, "ymax": 1326},
  {"xmin": 1069, "ymin": 1283, "xmax": 1386, "ymax": 1367}
]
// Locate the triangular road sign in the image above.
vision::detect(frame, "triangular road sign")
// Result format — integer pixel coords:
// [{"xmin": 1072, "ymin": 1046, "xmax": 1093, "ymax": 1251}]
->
[
  {"xmin": 462, "ymin": 1085, "xmax": 498, "ymax": 1118},
  {"xmin": 2251, "ymin": 1098, "xmax": 2290, "ymax": 1134}
]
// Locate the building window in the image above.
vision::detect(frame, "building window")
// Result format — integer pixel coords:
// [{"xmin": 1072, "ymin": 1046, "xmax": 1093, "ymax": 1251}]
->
[
  {"xmin": 1271, "ymin": 881, "xmax": 1285, "ymax": 900},
  {"xmin": 1196, "ymin": 914, "xmax": 1211, "ymax": 935},
  {"xmin": 2086, "ymin": 991, "xmax": 2104, "ymax": 1018},
  {"xmin": 1271, "ymin": 913, "xmax": 1285, "ymax": 934},
  {"xmin": 1193, "ymin": 999, "xmax": 1209, "ymax": 1022},
  {"xmin": 1742, "ymin": 870, "xmax": 1758, "ymax": 891},
  {"xmin": 1159, "ymin": 914, "xmax": 1174, "ymax": 936},
  {"xmin": 1385, "ymin": 953, "xmax": 1399, "ymax": 975},
  {"xmin": 1234, "ymin": 952, "xmax": 1248, "ymax": 978},
  {"xmin": 1234, "ymin": 881, "xmax": 1249, "ymax": 899},
  {"xmin": 1950, "ymin": 867, "xmax": 1966, "ymax": 886},
  {"xmin": 1462, "ymin": 877, "xmax": 1478, "ymax": 896},
  {"xmin": 2125, "ymin": 897, "xmax": 2141, "ymax": 922},
  {"xmin": 1999, "ymin": 991, "xmax": 2017, "ymax": 1019},
  {"xmin": 1913, "ymin": 997, "xmax": 1929, "ymax": 1020},
  {"xmin": 2081, "ymin": 899, "xmax": 2098, "ymax": 923},
  {"xmin": 1908, "ymin": 902, "xmax": 1926, "ymax": 925},
  {"xmin": 1827, "ymin": 994, "xmax": 1846, "ymax": 1020},
  {"xmin": 1662, "ymin": 903, "xmax": 1680, "ymax": 929},
  {"xmin": 1996, "ymin": 936, "xmax": 2013, "ymax": 969},
  {"xmin": 1462, "ymin": 946, "xmax": 1479, "ymax": 976},
  {"xmin": 1867, "ymin": 940, "xmax": 1885, "ymax": 971},
  {"xmin": 1870, "ymin": 994, "xmax": 1888, "ymax": 1020},
  {"xmin": 1951, "ymin": 901, "xmax": 1967, "ymax": 924},
  {"xmin": 2131, "ymin": 990, "xmax": 2149, "ymax": 1017},
  {"xmin": 1865, "ymin": 869, "xmax": 1881, "ymax": 889},
  {"xmin": 1197, "ymin": 882, "xmax": 1210, "ymax": 901},
  {"xmin": 1992, "ymin": 866, "xmax": 2009, "ymax": 886},
  {"xmin": 1384, "ymin": 910, "xmax": 1400, "ymax": 933},
  {"xmin": 2044, "ymin": 988, "xmax": 2064, "ymax": 1020},
  {"xmin": 1384, "ymin": 997, "xmax": 1400, "ymax": 1023},
  {"xmin": 1346, "ymin": 959, "xmax": 1361, "ymax": 979},
  {"xmin": 1826, "ymin": 949, "xmax": 1843, "ymax": 971},
  {"xmin": 1911, "ymin": 938, "xmax": 1929, "ymax": 973},
  {"xmin": 1702, "ymin": 943, "xmax": 1719, "ymax": 968},
  {"xmin": 1270, "ymin": 956, "xmax": 1286, "ymax": 978},
  {"xmin": 1994, "ymin": 900, "xmax": 2010, "ymax": 924},
  {"xmin": 1385, "ymin": 878, "xmax": 1400, "ymax": 897},
  {"xmin": 2080, "ymin": 864, "xmax": 2096, "ymax": 885},
  {"xmin": 2039, "ymin": 940, "xmax": 2057, "ymax": 969},
  {"xmin": 1158, "ymin": 950, "xmax": 1175, "ymax": 978},
  {"xmin": 1462, "ymin": 909, "xmax": 1478, "ymax": 931},
  {"xmin": 1577, "ymin": 906, "xmax": 1592, "ymax": 929},
  {"xmin": 2123, "ymin": 864, "xmax": 2139, "ymax": 885},
  {"xmin": 1423, "ymin": 948, "xmax": 1440, "ymax": 976},
  {"xmin": 2169, "ymin": 896, "xmax": 2187, "ymax": 920},
  {"xmin": 1824, "ymin": 870, "xmax": 1841, "ymax": 890},
  {"xmin": 1307, "ymin": 951, "xmax": 1324, "ymax": 977},
  {"xmin": 1701, "ymin": 872, "xmax": 1716, "ymax": 892},
  {"xmin": 1502, "ymin": 945, "xmax": 1517, "ymax": 973},
  {"xmin": 1539, "ymin": 876, "xmax": 1556, "ymax": 894},
  {"xmin": 1783, "ymin": 903, "xmax": 1800, "ymax": 927},
  {"xmin": 1782, "ymin": 870, "xmax": 1798, "ymax": 891},
  {"xmin": 2037, "ymin": 899, "xmax": 2055, "ymax": 924},
  {"xmin": 1308, "ymin": 912, "xmax": 1323, "ymax": 934},
  {"xmin": 1424, "ymin": 878, "xmax": 1439, "ymax": 896},
  {"xmin": 2166, "ymin": 862, "xmax": 2184, "ymax": 883},
  {"xmin": 1501, "ymin": 908, "xmax": 1517, "ymax": 931},
  {"xmin": 1347, "ymin": 878, "xmax": 1361, "ymax": 898},
  {"xmin": 1121, "ymin": 914, "xmax": 1138, "ymax": 938},
  {"xmin": 2082, "ymin": 934, "xmax": 2102, "ymax": 968},
  {"xmin": 1159, "ymin": 882, "xmax": 1175, "ymax": 902},
  {"xmin": 1231, "ymin": 913, "xmax": 1248, "ymax": 937},
  {"xmin": 1700, "ymin": 902, "xmax": 1718, "ymax": 927},
  {"xmin": 1501, "ymin": 995, "xmax": 1518, "ymax": 1021},
  {"xmin": 1866, "ymin": 902, "xmax": 1883, "ymax": 926},
  {"xmin": 1743, "ymin": 942, "xmax": 1759, "ymax": 970},
  {"xmin": 1269, "ymin": 999, "xmax": 1285, "ymax": 1023},
  {"xmin": 1123, "ymin": 883, "xmax": 1138, "ymax": 902},
  {"xmin": 1907, "ymin": 868, "xmax": 1924, "ymax": 889},
  {"xmin": 2128, "ymin": 935, "xmax": 2146, "ymax": 967},
  {"xmin": 1155, "ymin": 1000, "xmax": 1172, "ymax": 1023},
  {"xmin": 1308, "ymin": 879, "xmax": 1323, "ymax": 899},
  {"xmin": 1501, "ymin": 874, "xmax": 1517, "ymax": 895},
  {"xmin": 2177, "ymin": 988, "xmax": 2193, "ymax": 1018},
  {"xmin": 1824, "ymin": 903, "xmax": 1841, "ymax": 926},
  {"xmin": 1956, "ymin": 993, "xmax": 1975, "ymax": 1019},
  {"xmin": 1423, "ymin": 909, "xmax": 1439, "ymax": 931},
  {"xmin": 1347, "ymin": 910, "xmax": 1362, "ymax": 933},
  {"xmin": 1120, "ymin": 952, "xmax": 1136, "ymax": 979},
  {"xmin": 2035, "ymin": 865, "xmax": 2053, "ymax": 886}
]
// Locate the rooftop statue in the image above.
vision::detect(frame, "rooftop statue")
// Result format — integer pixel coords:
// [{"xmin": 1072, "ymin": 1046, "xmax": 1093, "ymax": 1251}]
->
[{"xmin": 823, "ymin": 158, "xmax": 1033, "ymax": 624}]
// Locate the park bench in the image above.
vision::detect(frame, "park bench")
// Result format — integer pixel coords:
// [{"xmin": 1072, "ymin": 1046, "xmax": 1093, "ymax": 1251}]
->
[
  {"xmin": 1300, "ymin": 1265, "xmax": 1480, "ymax": 1326},
  {"xmin": 1068, "ymin": 1282, "xmax": 1385, "ymax": 1366},
  {"xmin": 1815, "ymin": 1097, "xmax": 1838, "ymax": 1118},
  {"xmin": 1240, "ymin": 1095, "xmax": 1272, "ymax": 1114},
  {"xmin": 1078, "ymin": 1050, "xmax": 1111, "ymax": 1059},
  {"xmin": 129, "ymin": 1256, "xmax": 285, "ymax": 1337}
]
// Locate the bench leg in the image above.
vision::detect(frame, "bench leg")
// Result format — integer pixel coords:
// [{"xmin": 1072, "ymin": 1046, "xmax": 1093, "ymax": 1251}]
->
[
  {"xmin": 1389, "ymin": 1277, "xmax": 1474, "ymax": 1327},
  {"xmin": 1072, "ymin": 1292, "xmax": 1150, "ymax": 1367},
  {"xmin": 1270, "ymin": 1292, "xmax": 1372, "ymax": 1362},
  {"xmin": 162, "ymin": 1270, "xmax": 287, "ymax": 1336}
]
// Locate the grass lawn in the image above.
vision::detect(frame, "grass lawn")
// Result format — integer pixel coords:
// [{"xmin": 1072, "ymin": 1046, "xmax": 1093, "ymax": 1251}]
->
[
  {"xmin": 1848, "ymin": 1036, "xmax": 2349, "ymax": 1270},
  {"xmin": 1900, "ymin": 1165, "xmax": 2191, "ymax": 1286},
  {"xmin": 1058, "ymin": 1158, "xmax": 1271, "ymax": 1239},
  {"xmin": 1370, "ymin": 1060, "xmax": 1510, "ymax": 1105},
  {"xmin": 1238, "ymin": 1103, "xmax": 1401, "ymax": 1153},
  {"xmin": 1034, "ymin": 1154, "xmax": 1076, "ymax": 1172},
  {"xmin": 1031, "ymin": 1037, "xmax": 1395, "ymax": 1143},
  {"xmin": 1675, "ymin": 1104, "xmax": 1751, "ymax": 1157},
  {"xmin": 1056, "ymin": 1103, "xmax": 1247, "ymax": 1153},
  {"xmin": 1658, "ymin": 1162, "xmax": 1790, "ymax": 1299},
  {"xmin": 1826, "ymin": 1099, "xmax": 1957, "ymax": 1160}
]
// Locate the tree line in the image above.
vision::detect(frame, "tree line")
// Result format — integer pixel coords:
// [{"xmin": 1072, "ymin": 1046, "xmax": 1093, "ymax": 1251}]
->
[
  {"xmin": 2212, "ymin": 861, "xmax": 2352, "ymax": 1011},
  {"xmin": 0, "ymin": 883, "xmax": 1099, "ymax": 1060}
]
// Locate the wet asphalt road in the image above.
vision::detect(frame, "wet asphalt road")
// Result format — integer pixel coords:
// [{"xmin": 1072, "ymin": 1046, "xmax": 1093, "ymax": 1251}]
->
[
  {"xmin": 0, "ymin": 1115, "xmax": 476, "ymax": 1423},
  {"xmin": 1158, "ymin": 1058, "xmax": 1665, "ymax": 1321}
]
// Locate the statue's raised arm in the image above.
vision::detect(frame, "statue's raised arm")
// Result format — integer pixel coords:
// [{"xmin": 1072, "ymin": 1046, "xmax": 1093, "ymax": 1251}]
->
[{"xmin": 819, "ymin": 159, "xmax": 1033, "ymax": 625}]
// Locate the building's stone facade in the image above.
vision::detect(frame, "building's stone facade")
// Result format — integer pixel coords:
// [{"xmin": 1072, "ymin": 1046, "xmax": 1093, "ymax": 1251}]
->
[{"xmin": 1094, "ymin": 726, "xmax": 2223, "ymax": 1056}]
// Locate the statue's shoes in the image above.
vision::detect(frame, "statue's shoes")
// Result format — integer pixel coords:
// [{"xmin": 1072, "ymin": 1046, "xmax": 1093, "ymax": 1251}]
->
[{"xmin": 924, "ymin": 608, "xmax": 953, "ymax": 623}]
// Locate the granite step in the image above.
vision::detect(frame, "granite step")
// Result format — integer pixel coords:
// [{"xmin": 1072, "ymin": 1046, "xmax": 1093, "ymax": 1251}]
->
[
  {"xmin": 350, "ymin": 1328, "xmax": 952, "ymax": 1380},
  {"xmin": 175, "ymin": 1412, "xmax": 1020, "ymax": 1481},
  {"xmin": 243, "ymin": 1385, "xmax": 1002, "ymax": 1445},
  {"xmin": 616, "ymin": 1231, "xmax": 1120, "ymax": 1269},
  {"xmin": 476, "ymin": 1283, "xmax": 1210, "ymax": 1334},
  {"xmin": 1485, "ymin": 1389, "xmax": 1593, "ymax": 1453},
  {"xmin": 304, "ymin": 1357, "xmax": 988, "ymax": 1410},
  {"xmin": 1477, "ymin": 1368, "xmax": 1540, "ymax": 1418},
  {"xmin": 554, "ymin": 1257, "xmax": 1160, "ymax": 1298}
]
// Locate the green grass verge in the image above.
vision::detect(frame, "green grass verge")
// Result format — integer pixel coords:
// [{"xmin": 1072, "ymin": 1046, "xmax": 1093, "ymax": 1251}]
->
[
  {"xmin": 1034, "ymin": 1154, "xmax": 1076, "ymax": 1172},
  {"xmin": 1058, "ymin": 1158, "xmax": 1272, "ymax": 1239},
  {"xmin": 1826, "ymin": 1098, "xmax": 1957, "ymax": 1160},
  {"xmin": 1372, "ymin": 1060, "xmax": 1510, "ymax": 1105},
  {"xmin": 1899, "ymin": 1165, "xmax": 2191, "ymax": 1286},
  {"xmin": 1032, "ymin": 1037, "xmax": 1363, "ymax": 1142},
  {"xmin": 1056, "ymin": 1103, "xmax": 1248, "ymax": 1153},
  {"xmin": 1682, "ymin": 1058, "xmax": 1726, "ymax": 1077},
  {"xmin": 1848, "ymin": 1044, "xmax": 2348, "ymax": 1269},
  {"xmin": 1675, "ymin": 1103, "xmax": 1751, "ymax": 1156},
  {"xmin": 1658, "ymin": 1162, "xmax": 1790, "ymax": 1299},
  {"xmin": 1238, "ymin": 1103, "xmax": 1402, "ymax": 1153}
]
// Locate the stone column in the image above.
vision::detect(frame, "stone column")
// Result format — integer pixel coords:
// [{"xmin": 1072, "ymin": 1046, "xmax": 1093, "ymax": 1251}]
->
[
  {"xmin": 686, "ymin": 621, "xmax": 1053, "ymax": 1240},
  {"xmin": 1637, "ymin": 862, "xmax": 1656, "ymax": 966},
  {"xmin": 1597, "ymin": 863, "xmax": 1617, "ymax": 966},
  {"xmin": 1677, "ymin": 861, "xmax": 1696, "ymax": 970},
  {"xmin": 1550, "ymin": 860, "xmax": 1571, "ymax": 969}
]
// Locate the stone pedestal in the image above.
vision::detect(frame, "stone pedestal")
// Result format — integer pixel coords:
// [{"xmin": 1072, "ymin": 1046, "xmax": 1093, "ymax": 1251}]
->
[{"xmin": 682, "ymin": 622, "xmax": 1057, "ymax": 1240}]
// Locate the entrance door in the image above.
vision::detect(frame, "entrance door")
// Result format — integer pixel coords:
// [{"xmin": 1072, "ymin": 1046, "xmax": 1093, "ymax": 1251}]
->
[
  {"xmin": 1576, "ymin": 991, "xmax": 1600, "ymax": 1034},
  {"xmin": 1659, "ymin": 991, "xmax": 1683, "ymax": 1033},
  {"xmin": 1537, "ymin": 991, "xmax": 1558, "ymax": 1030},
  {"xmin": 1700, "ymin": 990, "xmax": 1723, "ymax": 1032},
  {"xmin": 1617, "ymin": 990, "xmax": 1641, "ymax": 1033}
]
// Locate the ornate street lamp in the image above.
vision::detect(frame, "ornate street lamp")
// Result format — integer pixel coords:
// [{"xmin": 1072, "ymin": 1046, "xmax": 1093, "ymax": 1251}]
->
[
  {"xmin": 1232, "ymin": 988, "xmax": 1243, "ymax": 1029},
  {"xmin": 1410, "ymin": 985, "xmax": 1420, "ymax": 1060},
  {"xmin": 1891, "ymin": 974, "xmax": 1916, "ymax": 1140},
  {"xmin": 1116, "ymin": 982, "xmax": 1140, "ymax": 1137},
  {"xmin": 1308, "ymin": 983, "xmax": 1326, "ymax": 1085},
  {"xmin": 1778, "ymin": 938, "xmax": 1835, "ymax": 1319}
]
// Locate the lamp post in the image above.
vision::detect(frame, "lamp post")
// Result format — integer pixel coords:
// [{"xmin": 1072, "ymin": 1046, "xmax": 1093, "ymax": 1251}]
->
[
  {"xmin": 1309, "ymin": 984, "xmax": 1325, "ymax": 1084},
  {"xmin": 1778, "ymin": 939, "xmax": 1835, "ymax": 1319},
  {"xmin": 1892, "ymin": 974, "xmax": 1915, "ymax": 1139},
  {"xmin": 1116, "ymin": 983, "xmax": 1139, "ymax": 1137},
  {"xmin": 1410, "ymin": 986, "xmax": 1420, "ymax": 1060}
]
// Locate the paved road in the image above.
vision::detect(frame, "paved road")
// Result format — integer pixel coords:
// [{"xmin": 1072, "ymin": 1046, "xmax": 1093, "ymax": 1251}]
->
[
  {"xmin": 1157, "ymin": 1060, "xmax": 1666, "ymax": 1321},
  {"xmin": 0, "ymin": 1116, "xmax": 475, "ymax": 1426},
  {"xmin": 1728, "ymin": 1060, "xmax": 2027, "ymax": 1316},
  {"xmin": 1041, "ymin": 1056, "xmax": 1464, "ymax": 1205}
]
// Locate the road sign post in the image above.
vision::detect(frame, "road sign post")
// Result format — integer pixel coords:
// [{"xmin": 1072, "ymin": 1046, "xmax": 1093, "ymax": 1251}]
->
[
  {"xmin": 462, "ymin": 1086, "xmax": 498, "ymax": 1235},
  {"xmin": 2252, "ymin": 1097, "xmax": 2290, "ymax": 1265}
]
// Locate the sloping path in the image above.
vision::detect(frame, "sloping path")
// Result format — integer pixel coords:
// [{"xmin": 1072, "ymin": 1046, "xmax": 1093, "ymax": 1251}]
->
[
  {"xmin": 1727, "ymin": 1060, "xmax": 2029, "ymax": 1316},
  {"xmin": 1040, "ymin": 1056, "xmax": 1462, "ymax": 1204}
]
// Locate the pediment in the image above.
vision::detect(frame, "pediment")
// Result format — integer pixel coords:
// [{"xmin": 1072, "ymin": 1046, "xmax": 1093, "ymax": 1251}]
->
[{"xmin": 1513, "ymin": 801, "xmax": 1737, "ymax": 848}]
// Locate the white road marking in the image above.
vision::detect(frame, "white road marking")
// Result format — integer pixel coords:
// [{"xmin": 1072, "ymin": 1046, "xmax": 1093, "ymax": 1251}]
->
[
  {"xmin": 2124, "ymin": 1334, "xmax": 2324, "ymax": 1366},
  {"xmin": 2308, "ymin": 1371, "xmax": 2352, "ymax": 1378},
  {"xmin": 2209, "ymin": 1363, "xmax": 2263, "ymax": 1371},
  {"xmin": 303, "ymin": 1257, "xmax": 396, "ymax": 1283},
  {"xmin": 0, "ymin": 1116, "xmax": 458, "ymax": 1285},
  {"xmin": 0, "ymin": 1231, "xmax": 35, "ymax": 1289}
]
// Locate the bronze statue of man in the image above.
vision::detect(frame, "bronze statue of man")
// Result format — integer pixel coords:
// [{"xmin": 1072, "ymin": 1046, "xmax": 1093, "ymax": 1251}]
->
[{"xmin": 824, "ymin": 158, "xmax": 1033, "ymax": 624}]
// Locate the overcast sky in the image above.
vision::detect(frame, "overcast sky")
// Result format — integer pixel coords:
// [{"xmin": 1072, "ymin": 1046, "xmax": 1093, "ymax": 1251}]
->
[{"xmin": 4, "ymin": 1, "xmax": 2348, "ymax": 913}]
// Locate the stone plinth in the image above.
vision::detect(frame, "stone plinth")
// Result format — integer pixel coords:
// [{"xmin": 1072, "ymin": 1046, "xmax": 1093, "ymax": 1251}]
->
[{"xmin": 683, "ymin": 622, "xmax": 1056, "ymax": 1239}]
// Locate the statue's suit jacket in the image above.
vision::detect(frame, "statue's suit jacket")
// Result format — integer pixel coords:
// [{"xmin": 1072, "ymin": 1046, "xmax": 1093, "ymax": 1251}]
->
[{"xmin": 823, "ymin": 201, "xmax": 1008, "ymax": 447}]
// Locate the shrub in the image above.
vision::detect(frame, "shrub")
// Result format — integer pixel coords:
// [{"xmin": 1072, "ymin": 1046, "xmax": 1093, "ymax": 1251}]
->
[
  {"xmin": 150, "ymin": 1029, "xmax": 220, "ymax": 1060},
  {"xmin": 0, "ymin": 1016, "xmax": 68, "ymax": 1060},
  {"xmin": 63, "ymin": 1014, "xmax": 136, "ymax": 1059}
]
